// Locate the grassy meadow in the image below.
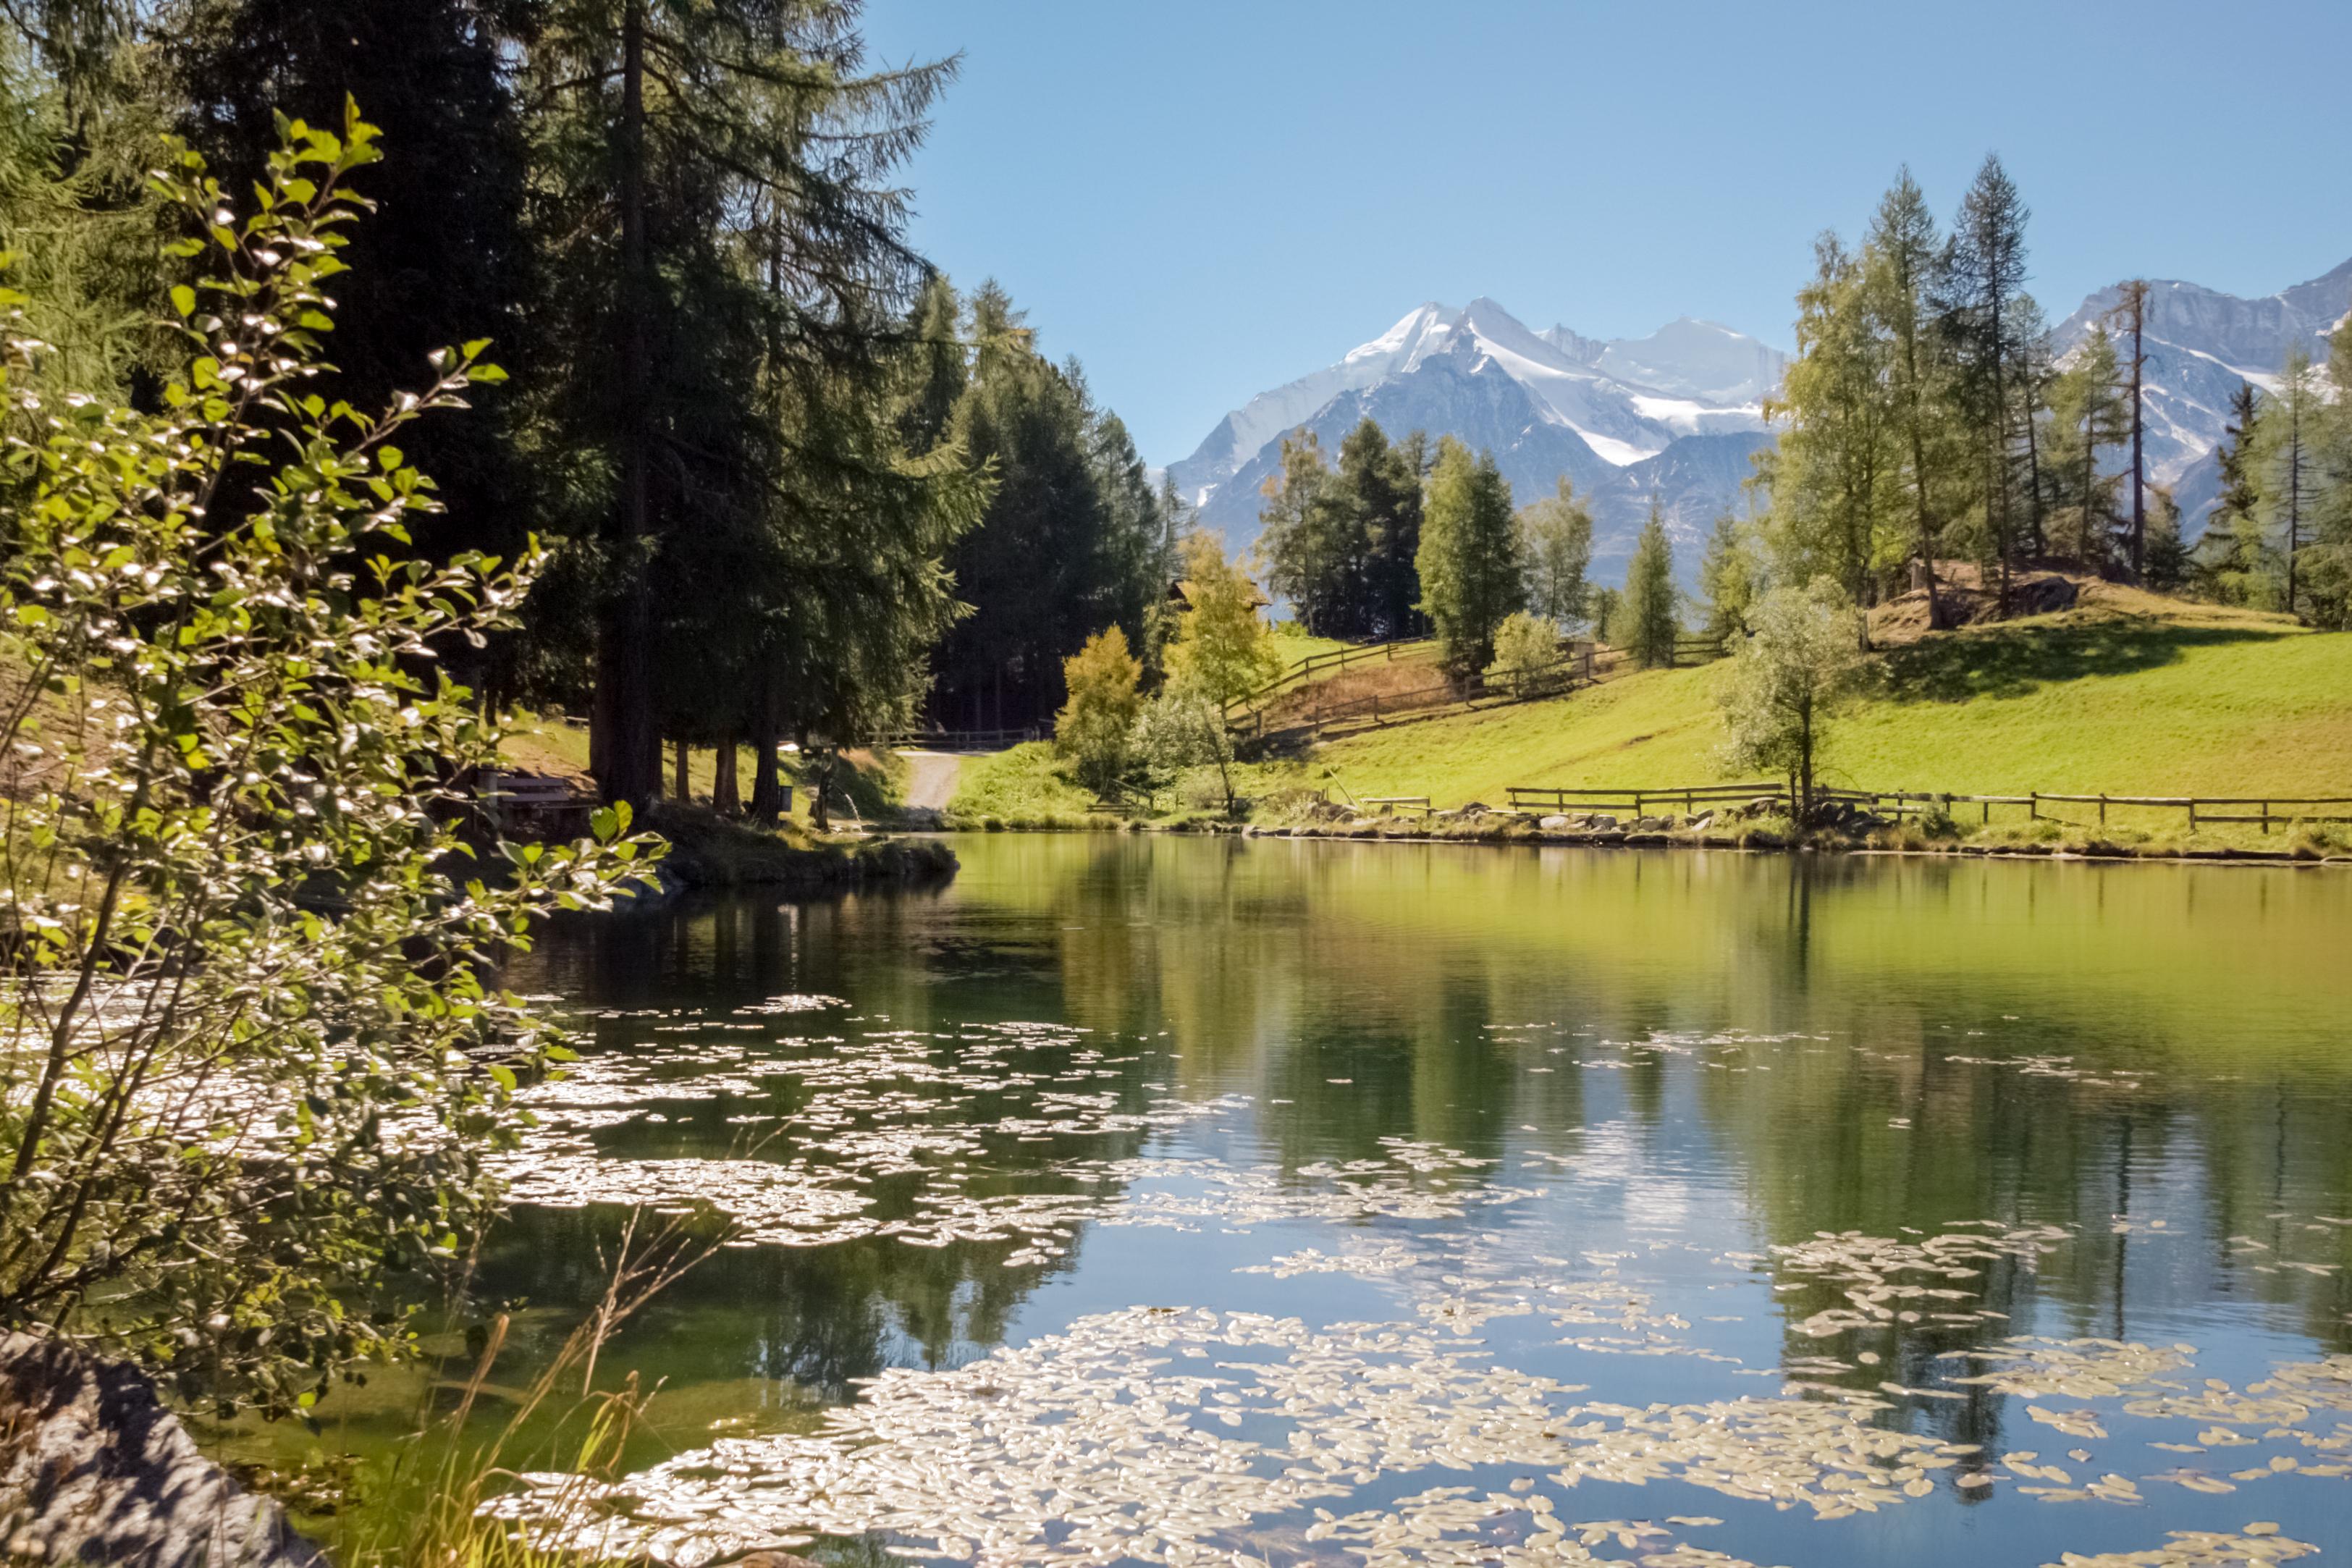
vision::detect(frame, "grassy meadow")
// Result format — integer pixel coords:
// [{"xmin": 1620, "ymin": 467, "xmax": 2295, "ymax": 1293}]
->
[{"xmin": 952, "ymin": 589, "xmax": 2352, "ymax": 850}]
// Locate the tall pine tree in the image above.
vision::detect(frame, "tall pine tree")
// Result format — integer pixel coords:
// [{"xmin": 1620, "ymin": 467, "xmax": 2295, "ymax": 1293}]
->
[{"xmin": 1415, "ymin": 437, "xmax": 1521, "ymax": 678}]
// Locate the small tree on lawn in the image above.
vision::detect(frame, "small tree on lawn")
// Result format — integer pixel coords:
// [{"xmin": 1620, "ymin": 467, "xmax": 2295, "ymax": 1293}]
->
[
  {"xmin": 1697, "ymin": 511, "xmax": 1763, "ymax": 639},
  {"xmin": 1485, "ymin": 610, "xmax": 1559, "ymax": 696},
  {"xmin": 1716, "ymin": 580, "xmax": 1865, "ymax": 826},
  {"xmin": 1517, "ymin": 477, "xmax": 1593, "ymax": 630},
  {"xmin": 1169, "ymin": 528, "xmax": 1279, "ymax": 706},
  {"xmin": 1055, "ymin": 625, "xmax": 1143, "ymax": 798},
  {"xmin": 1415, "ymin": 437, "xmax": 1521, "ymax": 679},
  {"xmin": 1134, "ymin": 671, "xmax": 1239, "ymax": 817},
  {"xmin": 0, "ymin": 109, "xmax": 652, "ymax": 1417},
  {"xmin": 1622, "ymin": 502, "xmax": 1681, "ymax": 667}
]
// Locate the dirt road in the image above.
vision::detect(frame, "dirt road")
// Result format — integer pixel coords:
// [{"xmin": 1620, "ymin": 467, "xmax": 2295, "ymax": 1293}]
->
[{"xmin": 899, "ymin": 750, "xmax": 966, "ymax": 814}]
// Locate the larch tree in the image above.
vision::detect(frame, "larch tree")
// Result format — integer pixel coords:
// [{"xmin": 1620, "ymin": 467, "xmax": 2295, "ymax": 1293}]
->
[
  {"xmin": 2257, "ymin": 345, "xmax": 2321, "ymax": 619},
  {"xmin": 1415, "ymin": 437, "xmax": 1522, "ymax": 678},
  {"xmin": 1716, "ymin": 581, "xmax": 1866, "ymax": 827},
  {"xmin": 518, "ymin": 0, "xmax": 958, "ymax": 807},
  {"xmin": 1257, "ymin": 429, "xmax": 1365, "ymax": 637},
  {"xmin": 1338, "ymin": 418, "xmax": 1428, "ymax": 640},
  {"xmin": 1517, "ymin": 477, "xmax": 1595, "ymax": 631},
  {"xmin": 1864, "ymin": 167, "xmax": 1956, "ymax": 627},
  {"xmin": 2043, "ymin": 325, "xmax": 2129, "ymax": 570},
  {"xmin": 2112, "ymin": 278, "xmax": 2151, "ymax": 573},
  {"xmin": 1054, "ymin": 626, "xmax": 1144, "ymax": 800},
  {"xmin": 1167, "ymin": 529, "xmax": 1280, "ymax": 707},
  {"xmin": 1620, "ymin": 502, "xmax": 1681, "ymax": 668},
  {"xmin": 1760, "ymin": 232, "xmax": 1895, "ymax": 639},
  {"xmin": 1941, "ymin": 154, "xmax": 2038, "ymax": 613},
  {"xmin": 1698, "ymin": 511, "xmax": 1763, "ymax": 638}
]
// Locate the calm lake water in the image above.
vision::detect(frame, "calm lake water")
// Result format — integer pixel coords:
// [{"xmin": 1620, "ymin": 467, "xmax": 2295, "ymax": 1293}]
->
[{"xmin": 285, "ymin": 835, "xmax": 2352, "ymax": 1566}]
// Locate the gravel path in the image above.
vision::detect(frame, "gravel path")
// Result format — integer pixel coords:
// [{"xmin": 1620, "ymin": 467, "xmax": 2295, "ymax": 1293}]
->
[{"xmin": 899, "ymin": 750, "xmax": 968, "ymax": 813}]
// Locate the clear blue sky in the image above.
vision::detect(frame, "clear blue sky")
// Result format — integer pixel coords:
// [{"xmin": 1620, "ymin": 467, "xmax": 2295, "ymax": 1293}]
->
[{"xmin": 859, "ymin": 0, "xmax": 2352, "ymax": 468}]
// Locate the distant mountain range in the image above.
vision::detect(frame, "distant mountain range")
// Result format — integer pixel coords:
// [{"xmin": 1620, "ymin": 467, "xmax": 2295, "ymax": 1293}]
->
[
  {"xmin": 1167, "ymin": 257, "xmax": 2352, "ymax": 581},
  {"xmin": 2050, "ymin": 257, "xmax": 2352, "ymax": 526},
  {"xmin": 1166, "ymin": 299, "xmax": 1783, "ymax": 575}
]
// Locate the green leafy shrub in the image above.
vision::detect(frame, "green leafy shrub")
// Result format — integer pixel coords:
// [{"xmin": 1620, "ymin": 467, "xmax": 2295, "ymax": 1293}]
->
[{"xmin": 0, "ymin": 107, "xmax": 651, "ymax": 1418}]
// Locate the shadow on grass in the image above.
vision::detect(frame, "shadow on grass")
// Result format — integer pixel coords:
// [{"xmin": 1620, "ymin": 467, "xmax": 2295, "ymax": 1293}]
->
[{"xmin": 1878, "ymin": 617, "xmax": 2296, "ymax": 704}]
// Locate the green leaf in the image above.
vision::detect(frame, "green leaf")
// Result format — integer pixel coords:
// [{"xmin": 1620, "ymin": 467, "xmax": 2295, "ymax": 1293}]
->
[{"xmin": 170, "ymin": 285, "xmax": 197, "ymax": 318}]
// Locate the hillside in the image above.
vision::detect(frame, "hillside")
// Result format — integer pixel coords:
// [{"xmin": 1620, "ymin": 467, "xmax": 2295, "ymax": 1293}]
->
[
  {"xmin": 950, "ymin": 589, "xmax": 2352, "ymax": 845},
  {"xmin": 1304, "ymin": 591, "xmax": 2352, "ymax": 811}
]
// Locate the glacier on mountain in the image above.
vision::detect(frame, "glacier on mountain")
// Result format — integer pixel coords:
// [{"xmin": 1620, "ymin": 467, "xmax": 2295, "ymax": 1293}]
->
[
  {"xmin": 1168, "ymin": 256, "xmax": 2352, "ymax": 580},
  {"xmin": 1166, "ymin": 298, "xmax": 1784, "ymax": 568}
]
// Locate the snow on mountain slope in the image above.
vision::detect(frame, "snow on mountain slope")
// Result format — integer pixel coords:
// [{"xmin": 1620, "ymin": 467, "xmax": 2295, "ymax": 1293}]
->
[
  {"xmin": 1167, "ymin": 254, "xmax": 2351, "ymax": 578},
  {"xmin": 2051, "ymin": 257, "xmax": 2352, "ymax": 520},
  {"xmin": 1166, "ymin": 298, "xmax": 1785, "ymax": 565}
]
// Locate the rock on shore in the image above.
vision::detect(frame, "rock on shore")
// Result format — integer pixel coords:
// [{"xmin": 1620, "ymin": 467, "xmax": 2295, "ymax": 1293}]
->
[{"xmin": 0, "ymin": 1334, "xmax": 322, "ymax": 1568}]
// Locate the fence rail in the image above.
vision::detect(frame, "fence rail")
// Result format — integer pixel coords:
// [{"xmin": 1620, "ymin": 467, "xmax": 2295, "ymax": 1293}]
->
[
  {"xmin": 1232, "ymin": 636, "xmax": 1438, "ymax": 707},
  {"xmin": 1228, "ymin": 631, "xmax": 1732, "ymax": 745},
  {"xmin": 1502, "ymin": 782, "xmax": 2352, "ymax": 834},
  {"xmin": 876, "ymin": 726, "xmax": 1040, "ymax": 753}
]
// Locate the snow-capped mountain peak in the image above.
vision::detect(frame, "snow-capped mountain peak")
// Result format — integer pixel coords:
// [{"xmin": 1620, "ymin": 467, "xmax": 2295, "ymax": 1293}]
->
[
  {"xmin": 1166, "ymin": 298, "xmax": 1787, "ymax": 558},
  {"xmin": 1167, "ymin": 256, "xmax": 2351, "ymax": 578}
]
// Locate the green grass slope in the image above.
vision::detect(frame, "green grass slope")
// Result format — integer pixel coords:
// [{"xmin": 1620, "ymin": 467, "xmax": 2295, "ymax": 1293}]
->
[{"xmin": 1306, "ymin": 597, "xmax": 2352, "ymax": 810}]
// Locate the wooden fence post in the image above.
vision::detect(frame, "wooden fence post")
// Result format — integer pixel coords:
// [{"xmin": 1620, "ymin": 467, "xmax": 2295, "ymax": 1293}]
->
[
  {"xmin": 2029, "ymin": 793, "xmax": 2040, "ymax": 821},
  {"xmin": 2098, "ymin": 793, "xmax": 2107, "ymax": 826},
  {"xmin": 2187, "ymin": 798, "xmax": 2197, "ymax": 832},
  {"xmin": 2262, "ymin": 801, "xmax": 2272, "ymax": 835}
]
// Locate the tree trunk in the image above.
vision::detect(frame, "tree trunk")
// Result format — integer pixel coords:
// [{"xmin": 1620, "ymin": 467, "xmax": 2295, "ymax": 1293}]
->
[
  {"xmin": 2022, "ymin": 389, "xmax": 2045, "ymax": 559},
  {"xmin": 807, "ymin": 742, "xmax": 833, "ymax": 832},
  {"xmin": 712, "ymin": 735, "xmax": 739, "ymax": 815},
  {"xmin": 1910, "ymin": 416, "xmax": 1940, "ymax": 631},
  {"xmin": 590, "ymin": 0, "xmax": 659, "ymax": 808},
  {"xmin": 749, "ymin": 667, "xmax": 783, "ymax": 823},
  {"xmin": 2128, "ymin": 283, "xmax": 2147, "ymax": 575},
  {"xmin": 2288, "ymin": 419, "xmax": 2301, "ymax": 618}
]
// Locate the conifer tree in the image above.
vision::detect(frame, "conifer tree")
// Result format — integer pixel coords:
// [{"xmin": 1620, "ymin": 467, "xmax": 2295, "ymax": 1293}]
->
[
  {"xmin": 519, "ymin": 0, "xmax": 958, "ymax": 806},
  {"xmin": 1761, "ymin": 233, "xmax": 1894, "ymax": 637},
  {"xmin": 0, "ymin": 18, "xmax": 164, "ymax": 398},
  {"xmin": 2197, "ymin": 381, "xmax": 2266, "ymax": 602},
  {"xmin": 2257, "ymin": 345, "xmax": 2320, "ymax": 619},
  {"xmin": 1166, "ymin": 530, "xmax": 1279, "ymax": 706},
  {"xmin": 2044, "ymin": 325, "xmax": 2129, "ymax": 570},
  {"xmin": 1865, "ymin": 167, "xmax": 1956, "ymax": 627},
  {"xmin": 1517, "ymin": 477, "xmax": 1595, "ymax": 630},
  {"xmin": 1698, "ymin": 511, "xmax": 1762, "ymax": 638},
  {"xmin": 1337, "ymin": 418, "xmax": 1427, "ymax": 639},
  {"xmin": 164, "ymin": 0, "xmax": 540, "ymax": 699},
  {"xmin": 1257, "ymin": 429, "xmax": 1365, "ymax": 637},
  {"xmin": 1621, "ymin": 502, "xmax": 1681, "ymax": 669},
  {"xmin": 2144, "ymin": 484, "xmax": 2189, "ymax": 593},
  {"xmin": 2309, "ymin": 319, "xmax": 2352, "ymax": 628},
  {"xmin": 932, "ymin": 282, "xmax": 1161, "ymax": 730},
  {"xmin": 2112, "ymin": 279, "xmax": 2152, "ymax": 573},
  {"xmin": 1942, "ymin": 154, "xmax": 2038, "ymax": 612},
  {"xmin": 1415, "ymin": 437, "xmax": 1522, "ymax": 678},
  {"xmin": 898, "ymin": 271, "xmax": 967, "ymax": 456}
]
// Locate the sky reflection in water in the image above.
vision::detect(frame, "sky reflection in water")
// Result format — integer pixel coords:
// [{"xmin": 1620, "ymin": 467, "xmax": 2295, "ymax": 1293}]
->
[{"xmin": 461, "ymin": 838, "xmax": 2352, "ymax": 1567}]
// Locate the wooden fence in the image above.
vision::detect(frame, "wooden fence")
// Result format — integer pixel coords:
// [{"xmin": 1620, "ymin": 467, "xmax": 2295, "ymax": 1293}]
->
[
  {"xmin": 876, "ymin": 726, "xmax": 1041, "ymax": 753},
  {"xmin": 1233, "ymin": 636, "xmax": 1727, "ymax": 746},
  {"xmin": 1233, "ymin": 635, "xmax": 1438, "ymax": 707},
  {"xmin": 1504, "ymin": 782, "xmax": 2352, "ymax": 833}
]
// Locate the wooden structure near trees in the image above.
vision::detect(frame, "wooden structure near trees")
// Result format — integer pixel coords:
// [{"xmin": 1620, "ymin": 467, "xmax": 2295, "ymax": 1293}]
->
[{"xmin": 1503, "ymin": 782, "xmax": 2352, "ymax": 834}]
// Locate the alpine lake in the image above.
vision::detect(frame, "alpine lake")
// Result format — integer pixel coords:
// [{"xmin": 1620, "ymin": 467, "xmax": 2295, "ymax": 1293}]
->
[{"xmin": 222, "ymin": 833, "xmax": 2352, "ymax": 1568}]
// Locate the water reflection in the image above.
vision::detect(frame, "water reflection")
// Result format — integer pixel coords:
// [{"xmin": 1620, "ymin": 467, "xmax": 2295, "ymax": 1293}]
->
[{"xmin": 316, "ymin": 838, "xmax": 2352, "ymax": 1562}]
